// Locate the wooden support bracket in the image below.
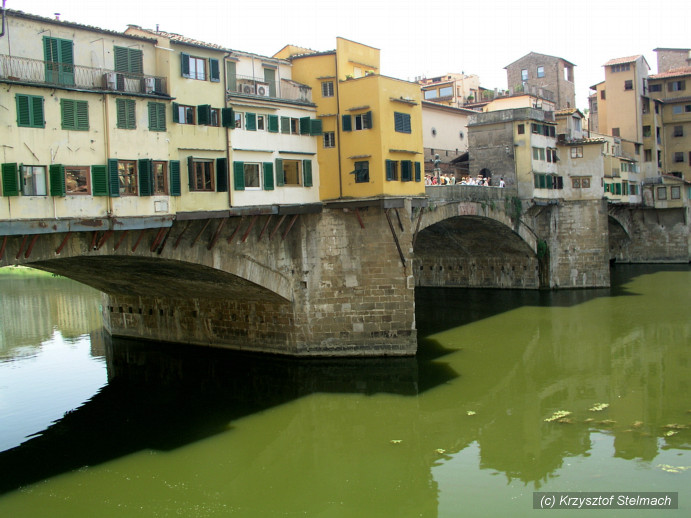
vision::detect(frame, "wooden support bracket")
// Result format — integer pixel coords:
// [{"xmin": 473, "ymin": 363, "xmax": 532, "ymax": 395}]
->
[
  {"xmin": 269, "ymin": 214, "xmax": 287, "ymax": 241},
  {"xmin": 258, "ymin": 215, "xmax": 272, "ymax": 241},
  {"xmin": 282, "ymin": 214, "xmax": 298, "ymax": 240},
  {"xmin": 173, "ymin": 221, "xmax": 192, "ymax": 249},
  {"xmin": 113, "ymin": 230, "xmax": 128, "ymax": 251},
  {"xmin": 191, "ymin": 219, "xmax": 212, "ymax": 248},
  {"xmin": 385, "ymin": 209, "xmax": 406, "ymax": 267},
  {"xmin": 412, "ymin": 207, "xmax": 424, "ymax": 248},
  {"xmin": 15, "ymin": 235, "xmax": 28, "ymax": 260},
  {"xmin": 0, "ymin": 235, "xmax": 7, "ymax": 260},
  {"xmin": 131, "ymin": 229, "xmax": 146, "ymax": 252},
  {"xmin": 354, "ymin": 208, "xmax": 365, "ymax": 229},
  {"xmin": 241, "ymin": 215, "xmax": 258, "ymax": 243},
  {"xmin": 55, "ymin": 232, "xmax": 73, "ymax": 255},
  {"xmin": 227, "ymin": 217, "xmax": 244, "ymax": 244},
  {"xmin": 90, "ymin": 231, "xmax": 100, "ymax": 250},
  {"xmin": 96, "ymin": 230, "xmax": 114, "ymax": 250},
  {"xmin": 207, "ymin": 218, "xmax": 228, "ymax": 250},
  {"xmin": 150, "ymin": 228, "xmax": 167, "ymax": 252},
  {"xmin": 155, "ymin": 227, "xmax": 172, "ymax": 255},
  {"xmin": 24, "ymin": 235, "xmax": 39, "ymax": 259}
]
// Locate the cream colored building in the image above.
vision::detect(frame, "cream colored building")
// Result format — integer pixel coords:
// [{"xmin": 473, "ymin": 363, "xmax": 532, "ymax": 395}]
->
[{"xmin": 421, "ymin": 101, "xmax": 474, "ymax": 176}]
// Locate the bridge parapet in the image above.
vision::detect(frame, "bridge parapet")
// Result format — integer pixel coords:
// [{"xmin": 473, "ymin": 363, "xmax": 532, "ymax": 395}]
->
[{"xmin": 425, "ymin": 185, "xmax": 518, "ymax": 203}]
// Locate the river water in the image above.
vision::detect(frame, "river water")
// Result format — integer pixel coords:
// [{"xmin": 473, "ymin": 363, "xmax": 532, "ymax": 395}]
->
[{"xmin": 0, "ymin": 265, "xmax": 689, "ymax": 517}]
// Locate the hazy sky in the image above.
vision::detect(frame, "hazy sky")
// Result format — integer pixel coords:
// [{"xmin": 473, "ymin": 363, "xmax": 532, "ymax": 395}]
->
[{"xmin": 8, "ymin": 0, "xmax": 689, "ymax": 110}]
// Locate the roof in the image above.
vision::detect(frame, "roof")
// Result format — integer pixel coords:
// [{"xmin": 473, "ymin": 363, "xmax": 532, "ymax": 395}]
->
[
  {"xmin": 504, "ymin": 51, "xmax": 576, "ymax": 69},
  {"xmin": 603, "ymin": 55, "xmax": 650, "ymax": 70},
  {"xmin": 129, "ymin": 26, "xmax": 230, "ymax": 51},
  {"xmin": 649, "ymin": 66, "xmax": 691, "ymax": 80},
  {"xmin": 421, "ymin": 100, "xmax": 480, "ymax": 115},
  {"xmin": 5, "ymin": 9, "xmax": 155, "ymax": 43},
  {"xmin": 555, "ymin": 108, "xmax": 584, "ymax": 118}
]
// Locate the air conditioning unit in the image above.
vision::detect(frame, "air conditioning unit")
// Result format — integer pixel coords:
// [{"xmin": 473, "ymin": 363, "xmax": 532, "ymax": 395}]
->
[
  {"xmin": 104, "ymin": 72, "xmax": 117, "ymax": 90},
  {"xmin": 143, "ymin": 77, "xmax": 156, "ymax": 94},
  {"xmin": 237, "ymin": 80, "xmax": 255, "ymax": 95},
  {"xmin": 256, "ymin": 82, "xmax": 270, "ymax": 97}
]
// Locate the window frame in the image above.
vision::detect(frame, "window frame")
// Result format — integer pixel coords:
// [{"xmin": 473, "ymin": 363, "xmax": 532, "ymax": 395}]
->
[
  {"xmin": 188, "ymin": 158, "xmax": 215, "ymax": 192},
  {"xmin": 21, "ymin": 165, "xmax": 47, "ymax": 196},
  {"xmin": 116, "ymin": 98, "xmax": 136, "ymax": 129},
  {"xmin": 394, "ymin": 112, "xmax": 412, "ymax": 133},
  {"xmin": 64, "ymin": 165, "xmax": 91, "ymax": 195},
  {"xmin": 536, "ymin": 66, "xmax": 545, "ymax": 78},
  {"xmin": 117, "ymin": 160, "xmax": 138, "ymax": 196},
  {"xmin": 243, "ymin": 162, "xmax": 262, "ymax": 190},
  {"xmin": 323, "ymin": 131, "xmax": 336, "ymax": 148},
  {"xmin": 175, "ymin": 104, "xmax": 196, "ymax": 125},
  {"xmin": 15, "ymin": 94, "xmax": 45, "ymax": 128},
  {"xmin": 354, "ymin": 161, "xmax": 369, "ymax": 183},
  {"xmin": 153, "ymin": 161, "xmax": 168, "ymax": 195},
  {"xmin": 61, "ymin": 99, "xmax": 89, "ymax": 131},
  {"xmin": 321, "ymin": 81, "xmax": 334, "ymax": 97},
  {"xmin": 148, "ymin": 102, "xmax": 166, "ymax": 131}
]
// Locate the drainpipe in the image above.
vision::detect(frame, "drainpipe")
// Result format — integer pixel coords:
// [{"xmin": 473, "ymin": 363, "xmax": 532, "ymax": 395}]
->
[
  {"xmin": 335, "ymin": 54, "xmax": 343, "ymax": 198},
  {"xmin": 224, "ymin": 51, "xmax": 232, "ymax": 207},
  {"xmin": 104, "ymin": 93, "xmax": 113, "ymax": 216}
]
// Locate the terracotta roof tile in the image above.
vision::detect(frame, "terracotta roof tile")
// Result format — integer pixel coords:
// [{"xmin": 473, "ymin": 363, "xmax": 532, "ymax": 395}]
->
[
  {"xmin": 603, "ymin": 55, "xmax": 643, "ymax": 66},
  {"xmin": 649, "ymin": 66, "xmax": 691, "ymax": 80}
]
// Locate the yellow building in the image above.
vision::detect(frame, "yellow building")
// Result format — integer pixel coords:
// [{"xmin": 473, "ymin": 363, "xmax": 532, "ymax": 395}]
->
[{"xmin": 275, "ymin": 38, "xmax": 425, "ymax": 201}]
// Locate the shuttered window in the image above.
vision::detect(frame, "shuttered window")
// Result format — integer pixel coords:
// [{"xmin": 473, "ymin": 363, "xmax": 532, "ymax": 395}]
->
[
  {"xmin": 415, "ymin": 162, "xmax": 421, "ymax": 182},
  {"xmin": 342, "ymin": 114, "xmax": 352, "ymax": 131},
  {"xmin": 401, "ymin": 160, "xmax": 413, "ymax": 182},
  {"xmin": 310, "ymin": 119, "xmax": 323, "ymax": 136},
  {"xmin": 268, "ymin": 114, "xmax": 279, "ymax": 133},
  {"xmin": 114, "ymin": 46, "xmax": 143, "ymax": 74},
  {"xmin": 91, "ymin": 165, "xmax": 109, "ymax": 196},
  {"xmin": 216, "ymin": 158, "xmax": 228, "ymax": 192},
  {"xmin": 263, "ymin": 162, "xmax": 274, "ymax": 191},
  {"xmin": 16, "ymin": 94, "xmax": 45, "ymax": 128},
  {"xmin": 302, "ymin": 160, "xmax": 313, "ymax": 187},
  {"xmin": 275, "ymin": 158, "xmax": 284, "ymax": 186},
  {"xmin": 394, "ymin": 112, "xmax": 411, "ymax": 133},
  {"xmin": 300, "ymin": 117, "xmax": 311, "ymax": 135},
  {"xmin": 138, "ymin": 159, "xmax": 153, "ymax": 196},
  {"xmin": 221, "ymin": 107, "xmax": 235, "ymax": 128},
  {"xmin": 1, "ymin": 163, "xmax": 19, "ymax": 196},
  {"xmin": 49, "ymin": 164, "xmax": 66, "ymax": 197},
  {"xmin": 245, "ymin": 112, "xmax": 257, "ymax": 131},
  {"xmin": 169, "ymin": 160, "xmax": 181, "ymax": 196},
  {"xmin": 43, "ymin": 36, "xmax": 74, "ymax": 85},
  {"xmin": 209, "ymin": 58, "xmax": 220, "ymax": 82},
  {"xmin": 61, "ymin": 99, "xmax": 89, "ymax": 131},
  {"xmin": 116, "ymin": 99, "xmax": 136, "ymax": 129},
  {"xmin": 148, "ymin": 102, "xmax": 166, "ymax": 131},
  {"xmin": 280, "ymin": 116, "xmax": 290, "ymax": 134},
  {"xmin": 233, "ymin": 161, "xmax": 245, "ymax": 191}
]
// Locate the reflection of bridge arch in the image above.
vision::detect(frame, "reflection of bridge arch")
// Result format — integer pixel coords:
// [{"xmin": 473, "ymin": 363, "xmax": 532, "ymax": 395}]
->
[
  {"xmin": 414, "ymin": 198, "xmax": 540, "ymax": 289},
  {"xmin": 607, "ymin": 208, "xmax": 632, "ymax": 263}
]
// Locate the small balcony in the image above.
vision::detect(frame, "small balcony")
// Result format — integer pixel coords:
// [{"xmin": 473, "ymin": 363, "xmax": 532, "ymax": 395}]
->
[
  {"xmin": 0, "ymin": 54, "xmax": 168, "ymax": 96},
  {"xmin": 227, "ymin": 74, "xmax": 312, "ymax": 104}
]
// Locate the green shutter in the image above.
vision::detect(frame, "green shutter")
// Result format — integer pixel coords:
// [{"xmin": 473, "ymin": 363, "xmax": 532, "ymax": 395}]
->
[
  {"xmin": 342, "ymin": 114, "xmax": 352, "ymax": 131},
  {"xmin": 300, "ymin": 117, "xmax": 311, "ymax": 135},
  {"xmin": 130, "ymin": 49, "xmax": 143, "ymax": 74},
  {"xmin": 198, "ymin": 104, "xmax": 211, "ymax": 125},
  {"xmin": 92, "ymin": 165, "xmax": 108, "ymax": 196},
  {"xmin": 114, "ymin": 46, "xmax": 129, "ymax": 72},
  {"xmin": 116, "ymin": 99, "xmax": 126, "ymax": 128},
  {"xmin": 49, "ymin": 164, "xmax": 66, "ymax": 197},
  {"xmin": 181, "ymin": 53, "xmax": 190, "ymax": 78},
  {"xmin": 187, "ymin": 156, "xmax": 195, "ymax": 190},
  {"xmin": 172, "ymin": 102, "xmax": 180, "ymax": 123},
  {"xmin": 249, "ymin": 113, "xmax": 259, "ymax": 130},
  {"xmin": 280, "ymin": 116, "xmax": 290, "ymax": 134},
  {"xmin": 415, "ymin": 162, "xmax": 421, "ymax": 182},
  {"xmin": 263, "ymin": 162, "xmax": 274, "ymax": 191},
  {"xmin": 61, "ymin": 99, "xmax": 74, "ymax": 129},
  {"xmin": 302, "ymin": 160, "xmax": 313, "ymax": 187},
  {"xmin": 31, "ymin": 96, "xmax": 44, "ymax": 127},
  {"xmin": 363, "ymin": 111, "xmax": 373, "ymax": 129},
  {"xmin": 310, "ymin": 119, "xmax": 323, "ymax": 136},
  {"xmin": 275, "ymin": 159, "xmax": 284, "ymax": 186},
  {"xmin": 108, "ymin": 158, "xmax": 120, "ymax": 197},
  {"xmin": 16, "ymin": 95, "xmax": 31, "ymax": 127},
  {"xmin": 61, "ymin": 99, "xmax": 88, "ymax": 130},
  {"xmin": 209, "ymin": 58, "xmax": 220, "ymax": 82},
  {"xmin": 221, "ymin": 107, "xmax": 235, "ymax": 128},
  {"xmin": 138, "ymin": 159, "xmax": 153, "ymax": 196},
  {"xmin": 233, "ymin": 161, "xmax": 245, "ymax": 191},
  {"xmin": 401, "ymin": 160, "xmax": 412, "ymax": 182},
  {"xmin": 216, "ymin": 158, "xmax": 228, "ymax": 192},
  {"xmin": 1, "ymin": 163, "xmax": 19, "ymax": 196},
  {"xmin": 386, "ymin": 160, "xmax": 394, "ymax": 181},
  {"xmin": 169, "ymin": 160, "xmax": 181, "ymax": 196},
  {"xmin": 148, "ymin": 102, "xmax": 166, "ymax": 131},
  {"xmin": 268, "ymin": 114, "xmax": 279, "ymax": 133}
]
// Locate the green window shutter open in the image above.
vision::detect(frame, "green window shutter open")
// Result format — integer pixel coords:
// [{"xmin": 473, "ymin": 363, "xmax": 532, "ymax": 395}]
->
[
  {"xmin": 280, "ymin": 116, "xmax": 290, "ymax": 134},
  {"xmin": 275, "ymin": 158, "xmax": 284, "ymax": 186},
  {"xmin": 415, "ymin": 162, "xmax": 421, "ymax": 182},
  {"xmin": 187, "ymin": 156, "xmax": 195, "ymax": 190},
  {"xmin": 385, "ymin": 160, "xmax": 394, "ymax": 181},
  {"xmin": 342, "ymin": 114, "xmax": 352, "ymax": 131},
  {"xmin": 172, "ymin": 102, "xmax": 180, "ymax": 123},
  {"xmin": 1, "ymin": 163, "xmax": 19, "ymax": 196},
  {"xmin": 216, "ymin": 158, "xmax": 228, "ymax": 192},
  {"xmin": 108, "ymin": 158, "xmax": 120, "ymax": 197},
  {"xmin": 310, "ymin": 119, "xmax": 323, "ymax": 136},
  {"xmin": 198, "ymin": 104, "xmax": 211, "ymax": 125},
  {"xmin": 221, "ymin": 107, "xmax": 235, "ymax": 128},
  {"xmin": 300, "ymin": 117, "xmax": 311, "ymax": 135},
  {"xmin": 138, "ymin": 159, "xmax": 153, "ymax": 196},
  {"xmin": 181, "ymin": 53, "xmax": 191, "ymax": 78},
  {"xmin": 49, "ymin": 164, "xmax": 66, "ymax": 197},
  {"xmin": 247, "ymin": 112, "xmax": 258, "ymax": 130},
  {"xmin": 233, "ymin": 161, "xmax": 245, "ymax": 191},
  {"xmin": 209, "ymin": 58, "xmax": 220, "ymax": 82},
  {"xmin": 263, "ymin": 162, "xmax": 274, "ymax": 191},
  {"xmin": 30, "ymin": 96, "xmax": 45, "ymax": 127},
  {"xmin": 92, "ymin": 165, "xmax": 108, "ymax": 196},
  {"xmin": 169, "ymin": 160, "xmax": 181, "ymax": 196},
  {"xmin": 268, "ymin": 114, "xmax": 279, "ymax": 133},
  {"xmin": 302, "ymin": 160, "xmax": 313, "ymax": 187},
  {"xmin": 401, "ymin": 160, "xmax": 412, "ymax": 182},
  {"xmin": 363, "ymin": 111, "xmax": 373, "ymax": 129}
]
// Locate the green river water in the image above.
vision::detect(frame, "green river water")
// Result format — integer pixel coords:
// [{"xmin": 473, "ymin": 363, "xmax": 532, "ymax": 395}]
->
[{"xmin": 0, "ymin": 265, "xmax": 689, "ymax": 517}]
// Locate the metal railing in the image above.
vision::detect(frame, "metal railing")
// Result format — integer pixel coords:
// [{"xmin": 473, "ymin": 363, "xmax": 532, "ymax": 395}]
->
[
  {"xmin": 227, "ymin": 74, "xmax": 312, "ymax": 104},
  {"xmin": 0, "ymin": 54, "xmax": 168, "ymax": 95}
]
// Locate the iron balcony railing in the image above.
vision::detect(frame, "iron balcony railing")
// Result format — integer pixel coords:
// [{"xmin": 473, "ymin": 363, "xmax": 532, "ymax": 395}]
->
[
  {"xmin": 0, "ymin": 54, "xmax": 168, "ymax": 96},
  {"xmin": 227, "ymin": 74, "xmax": 312, "ymax": 104}
]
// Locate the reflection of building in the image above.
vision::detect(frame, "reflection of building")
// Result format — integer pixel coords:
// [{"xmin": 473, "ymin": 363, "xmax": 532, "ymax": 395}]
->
[{"xmin": 505, "ymin": 52, "xmax": 576, "ymax": 110}]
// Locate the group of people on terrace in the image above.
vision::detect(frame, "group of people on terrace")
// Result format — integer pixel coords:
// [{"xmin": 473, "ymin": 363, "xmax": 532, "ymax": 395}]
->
[{"xmin": 425, "ymin": 174, "xmax": 505, "ymax": 188}]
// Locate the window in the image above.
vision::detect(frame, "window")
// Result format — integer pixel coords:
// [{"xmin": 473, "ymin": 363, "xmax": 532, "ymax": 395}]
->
[
  {"xmin": 674, "ymin": 152, "xmax": 684, "ymax": 163},
  {"xmin": 235, "ymin": 111, "xmax": 244, "ymax": 129},
  {"xmin": 116, "ymin": 99, "xmax": 136, "ymax": 129},
  {"xmin": 657, "ymin": 186, "xmax": 667, "ymax": 200},
  {"xmin": 280, "ymin": 116, "xmax": 290, "ymax": 133},
  {"xmin": 174, "ymin": 103, "xmax": 195, "ymax": 124},
  {"xmin": 148, "ymin": 102, "xmax": 166, "ymax": 131},
  {"xmin": 668, "ymin": 80, "xmax": 686, "ymax": 92},
  {"xmin": 532, "ymin": 147, "xmax": 545, "ymax": 161},
  {"xmin": 15, "ymin": 94, "xmax": 44, "ymax": 128},
  {"xmin": 114, "ymin": 46, "xmax": 143, "ymax": 74},
  {"xmin": 546, "ymin": 148, "xmax": 558, "ymax": 163},
  {"xmin": 600, "ymin": 90, "xmax": 606, "ymax": 100},
  {"xmin": 282, "ymin": 160, "xmax": 302, "ymax": 185},
  {"xmin": 43, "ymin": 36, "xmax": 74, "ymax": 85},
  {"xmin": 197, "ymin": 105, "xmax": 219, "ymax": 126},
  {"xmin": 322, "ymin": 81, "xmax": 334, "ymax": 97},
  {"xmin": 61, "ymin": 99, "xmax": 89, "ymax": 131},
  {"xmin": 570, "ymin": 147, "xmax": 583, "ymax": 158},
  {"xmin": 323, "ymin": 132, "xmax": 335, "ymax": 148},
  {"xmin": 350, "ymin": 111, "xmax": 372, "ymax": 131},
  {"xmin": 612, "ymin": 127, "xmax": 620, "ymax": 137},
  {"xmin": 649, "ymin": 83, "xmax": 662, "ymax": 92},
  {"xmin": 354, "ymin": 161, "xmax": 369, "ymax": 183},
  {"xmin": 572, "ymin": 177, "xmax": 591, "ymax": 189},
  {"xmin": 642, "ymin": 125, "xmax": 651, "ymax": 137},
  {"xmin": 673, "ymin": 106, "xmax": 683, "ymax": 115},
  {"xmin": 686, "ymin": 105, "xmax": 691, "ymax": 112},
  {"xmin": 439, "ymin": 86, "xmax": 453, "ymax": 97},
  {"xmin": 256, "ymin": 115, "xmax": 265, "ymax": 131},
  {"xmin": 188, "ymin": 158, "xmax": 215, "ymax": 191},
  {"xmin": 243, "ymin": 163, "xmax": 261, "ymax": 189},
  {"xmin": 674, "ymin": 125, "xmax": 683, "ymax": 137},
  {"xmin": 521, "ymin": 69, "xmax": 528, "ymax": 81},
  {"xmin": 517, "ymin": 124, "xmax": 525, "ymax": 135},
  {"xmin": 118, "ymin": 161, "xmax": 137, "ymax": 195},
  {"xmin": 644, "ymin": 149, "xmax": 652, "ymax": 162},
  {"xmin": 181, "ymin": 54, "xmax": 206, "ymax": 80},
  {"xmin": 537, "ymin": 66, "xmax": 545, "ymax": 78},
  {"xmin": 533, "ymin": 173, "xmax": 563, "ymax": 189},
  {"xmin": 611, "ymin": 64, "xmax": 630, "ymax": 72},
  {"xmin": 671, "ymin": 186, "xmax": 681, "ymax": 200},
  {"xmin": 21, "ymin": 165, "xmax": 47, "ymax": 195},
  {"xmin": 65, "ymin": 166, "xmax": 90, "ymax": 194},
  {"xmin": 385, "ymin": 160, "xmax": 398, "ymax": 181},
  {"xmin": 153, "ymin": 161, "xmax": 168, "ymax": 194},
  {"xmin": 424, "ymin": 89, "xmax": 438, "ymax": 100},
  {"xmin": 624, "ymin": 80, "xmax": 633, "ymax": 90},
  {"xmin": 394, "ymin": 112, "xmax": 411, "ymax": 133}
]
